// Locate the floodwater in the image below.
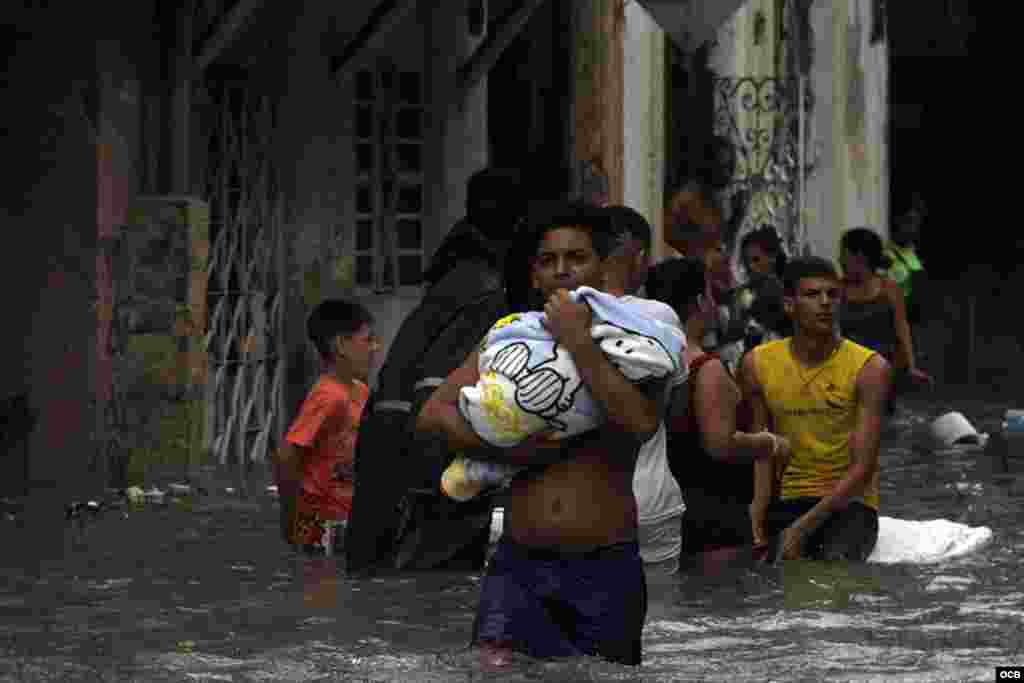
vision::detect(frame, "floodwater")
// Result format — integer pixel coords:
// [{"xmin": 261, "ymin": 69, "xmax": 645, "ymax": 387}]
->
[{"xmin": 1, "ymin": 396, "xmax": 1022, "ymax": 682}]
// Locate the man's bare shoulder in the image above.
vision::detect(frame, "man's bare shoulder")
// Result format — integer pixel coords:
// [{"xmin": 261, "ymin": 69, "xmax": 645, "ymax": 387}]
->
[{"xmin": 855, "ymin": 354, "xmax": 892, "ymax": 404}]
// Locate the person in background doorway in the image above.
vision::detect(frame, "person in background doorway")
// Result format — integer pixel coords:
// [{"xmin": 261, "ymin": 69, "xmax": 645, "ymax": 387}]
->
[
  {"xmin": 839, "ymin": 227, "xmax": 933, "ymax": 394},
  {"xmin": 717, "ymin": 226, "xmax": 792, "ymax": 373},
  {"xmin": 273, "ymin": 299, "xmax": 379, "ymax": 556},
  {"xmin": 886, "ymin": 194, "xmax": 927, "ymax": 326},
  {"xmin": 651, "ymin": 137, "xmax": 748, "ymax": 352},
  {"xmin": 741, "ymin": 225, "xmax": 788, "ymax": 281}
]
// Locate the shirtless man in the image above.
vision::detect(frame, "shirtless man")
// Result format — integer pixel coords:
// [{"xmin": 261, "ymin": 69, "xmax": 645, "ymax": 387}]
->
[
  {"xmin": 742, "ymin": 257, "xmax": 892, "ymax": 562},
  {"xmin": 416, "ymin": 201, "xmax": 668, "ymax": 666}
]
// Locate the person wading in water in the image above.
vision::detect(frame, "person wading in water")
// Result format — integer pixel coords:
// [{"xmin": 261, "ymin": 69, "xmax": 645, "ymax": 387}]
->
[
  {"xmin": 743, "ymin": 257, "xmax": 892, "ymax": 562},
  {"xmin": 417, "ymin": 201, "xmax": 669, "ymax": 666},
  {"xmin": 839, "ymin": 227, "xmax": 933, "ymax": 406}
]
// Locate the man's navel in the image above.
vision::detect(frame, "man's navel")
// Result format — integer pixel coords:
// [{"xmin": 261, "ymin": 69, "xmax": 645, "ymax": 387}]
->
[{"xmin": 550, "ymin": 498, "xmax": 563, "ymax": 517}]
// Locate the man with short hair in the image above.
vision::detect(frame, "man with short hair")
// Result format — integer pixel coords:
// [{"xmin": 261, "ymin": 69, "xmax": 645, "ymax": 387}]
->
[
  {"xmin": 603, "ymin": 205, "xmax": 688, "ymax": 574},
  {"xmin": 743, "ymin": 256, "xmax": 892, "ymax": 562},
  {"xmin": 417, "ymin": 201, "xmax": 672, "ymax": 666}
]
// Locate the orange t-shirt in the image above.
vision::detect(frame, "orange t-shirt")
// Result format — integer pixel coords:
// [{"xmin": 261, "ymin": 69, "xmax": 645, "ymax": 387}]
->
[{"xmin": 285, "ymin": 375, "xmax": 369, "ymax": 521}]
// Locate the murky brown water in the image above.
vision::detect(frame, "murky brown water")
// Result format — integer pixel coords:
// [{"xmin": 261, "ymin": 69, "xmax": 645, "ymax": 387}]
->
[{"xmin": 1, "ymin": 396, "xmax": 1022, "ymax": 682}]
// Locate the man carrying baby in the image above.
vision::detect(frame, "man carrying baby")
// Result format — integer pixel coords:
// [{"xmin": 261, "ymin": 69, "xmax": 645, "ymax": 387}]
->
[{"xmin": 415, "ymin": 201, "xmax": 673, "ymax": 666}]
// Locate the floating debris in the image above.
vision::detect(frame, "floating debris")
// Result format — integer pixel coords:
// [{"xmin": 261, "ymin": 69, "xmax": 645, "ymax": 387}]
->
[{"xmin": 144, "ymin": 488, "xmax": 166, "ymax": 503}]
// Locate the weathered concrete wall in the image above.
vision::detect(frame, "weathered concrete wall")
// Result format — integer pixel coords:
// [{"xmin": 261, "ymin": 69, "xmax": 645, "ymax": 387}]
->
[
  {"xmin": 573, "ymin": 0, "xmax": 625, "ymax": 206},
  {"xmin": 709, "ymin": 0, "xmax": 780, "ymax": 78},
  {"xmin": 274, "ymin": 2, "xmax": 488, "ymax": 392},
  {"xmin": 109, "ymin": 198, "xmax": 209, "ymax": 485},
  {"xmin": 710, "ymin": 0, "xmax": 888, "ymax": 266},
  {"xmin": 1, "ymin": 8, "xmax": 128, "ymax": 508},
  {"xmin": 623, "ymin": 2, "xmax": 667, "ymax": 260},
  {"xmin": 0, "ymin": 3, "xmax": 160, "ymax": 509},
  {"xmin": 803, "ymin": 0, "xmax": 888, "ymax": 262}
]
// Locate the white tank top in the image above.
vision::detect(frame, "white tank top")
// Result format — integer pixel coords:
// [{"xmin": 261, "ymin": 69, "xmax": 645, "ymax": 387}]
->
[{"xmin": 619, "ymin": 295, "xmax": 686, "ymax": 563}]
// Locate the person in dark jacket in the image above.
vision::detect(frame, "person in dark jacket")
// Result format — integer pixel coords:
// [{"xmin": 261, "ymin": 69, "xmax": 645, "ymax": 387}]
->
[{"xmin": 344, "ymin": 167, "xmax": 527, "ymax": 575}]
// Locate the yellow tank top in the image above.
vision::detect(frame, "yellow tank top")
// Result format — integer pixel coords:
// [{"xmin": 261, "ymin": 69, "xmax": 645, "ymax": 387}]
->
[{"xmin": 753, "ymin": 339, "xmax": 879, "ymax": 509}]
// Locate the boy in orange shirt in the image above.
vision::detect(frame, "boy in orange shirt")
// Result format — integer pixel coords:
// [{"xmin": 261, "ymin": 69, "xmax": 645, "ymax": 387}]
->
[{"xmin": 273, "ymin": 299, "xmax": 380, "ymax": 555}]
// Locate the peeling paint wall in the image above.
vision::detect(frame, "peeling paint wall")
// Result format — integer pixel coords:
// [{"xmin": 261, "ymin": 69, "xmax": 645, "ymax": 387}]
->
[
  {"xmin": 623, "ymin": 2, "xmax": 667, "ymax": 259},
  {"xmin": 708, "ymin": 0, "xmax": 888, "ymax": 266},
  {"xmin": 274, "ymin": 3, "xmax": 487, "ymax": 391},
  {"xmin": 803, "ymin": 0, "xmax": 888, "ymax": 262},
  {"xmin": 710, "ymin": 0, "xmax": 780, "ymax": 78},
  {"xmin": 2, "ymin": 3, "xmax": 160, "ymax": 509}
]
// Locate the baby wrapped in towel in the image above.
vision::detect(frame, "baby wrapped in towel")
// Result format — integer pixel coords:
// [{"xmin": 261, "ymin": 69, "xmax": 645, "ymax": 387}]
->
[{"xmin": 441, "ymin": 286, "xmax": 685, "ymax": 501}]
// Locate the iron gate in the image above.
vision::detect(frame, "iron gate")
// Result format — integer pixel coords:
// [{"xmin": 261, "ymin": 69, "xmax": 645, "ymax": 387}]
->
[
  {"xmin": 712, "ymin": 76, "xmax": 808, "ymax": 265},
  {"xmin": 201, "ymin": 78, "xmax": 285, "ymax": 487}
]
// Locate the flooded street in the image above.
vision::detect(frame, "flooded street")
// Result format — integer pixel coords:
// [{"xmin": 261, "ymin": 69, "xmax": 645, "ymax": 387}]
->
[{"xmin": 1, "ymin": 396, "xmax": 1022, "ymax": 682}]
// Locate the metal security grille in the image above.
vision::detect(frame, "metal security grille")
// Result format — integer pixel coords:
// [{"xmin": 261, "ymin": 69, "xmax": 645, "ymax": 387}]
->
[
  {"xmin": 713, "ymin": 76, "xmax": 806, "ymax": 259},
  {"xmin": 201, "ymin": 80, "xmax": 285, "ymax": 486}
]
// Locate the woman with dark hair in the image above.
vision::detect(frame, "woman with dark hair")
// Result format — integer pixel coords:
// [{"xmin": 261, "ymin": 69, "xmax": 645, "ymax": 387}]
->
[
  {"xmin": 651, "ymin": 137, "xmax": 749, "ymax": 351},
  {"xmin": 740, "ymin": 225, "xmax": 788, "ymax": 280},
  {"xmin": 839, "ymin": 227, "xmax": 933, "ymax": 389},
  {"xmin": 652, "ymin": 258, "xmax": 791, "ymax": 562},
  {"xmin": 885, "ymin": 194, "xmax": 928, "ymax": 325},
  {"xmin": 715, "ymin": 226, "xmax": 792, "ymax": 374}
]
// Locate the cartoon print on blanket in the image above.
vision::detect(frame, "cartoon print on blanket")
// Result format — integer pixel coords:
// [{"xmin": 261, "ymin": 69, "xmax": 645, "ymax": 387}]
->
[{"xmin": 459, "ymin": 289, "xmax": 684, "ymax": 449}]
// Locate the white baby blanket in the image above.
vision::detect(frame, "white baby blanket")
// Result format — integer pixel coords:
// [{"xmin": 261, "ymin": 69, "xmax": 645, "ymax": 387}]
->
[{"xmin": 458, "ymin": 287, "xmax": 685, "ymax": 448}]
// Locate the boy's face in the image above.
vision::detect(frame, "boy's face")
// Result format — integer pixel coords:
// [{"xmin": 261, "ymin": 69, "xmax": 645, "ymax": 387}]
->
[
  {"xmin": 530, "ymin": 226, "xmax": 606, "ymax": 299},
  {"xmin": 335, "ymin": 324, "xmax": 381, "ymax": 382}
]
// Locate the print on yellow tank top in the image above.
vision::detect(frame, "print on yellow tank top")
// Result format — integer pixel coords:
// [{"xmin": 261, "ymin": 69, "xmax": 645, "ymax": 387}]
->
[{"xmin": 753, "ymin": 339, "xmax": 879, "ymax": 510}]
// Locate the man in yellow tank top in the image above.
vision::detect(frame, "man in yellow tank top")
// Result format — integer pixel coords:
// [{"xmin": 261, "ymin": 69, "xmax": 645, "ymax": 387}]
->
[{"xmin": 740, "ymin": 257, "xmax": 892, "ymax": 561}]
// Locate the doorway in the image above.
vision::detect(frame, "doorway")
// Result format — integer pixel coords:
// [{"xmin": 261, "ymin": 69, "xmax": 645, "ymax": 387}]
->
[{"xmin": 487, "ymin": 0, "xmax": 572, "ymax": 200}]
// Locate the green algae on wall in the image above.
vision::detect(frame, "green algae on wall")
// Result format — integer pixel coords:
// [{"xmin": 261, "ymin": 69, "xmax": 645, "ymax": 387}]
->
[{"xmin": 108, "ymin": 197, "xmax": 209, "ymax": 486}]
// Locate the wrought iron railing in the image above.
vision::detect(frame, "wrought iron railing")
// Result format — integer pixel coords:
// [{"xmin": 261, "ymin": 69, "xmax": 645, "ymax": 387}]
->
[{"xmin": 712, "ymin": 76, "xmax": 806, "ymax": 263}]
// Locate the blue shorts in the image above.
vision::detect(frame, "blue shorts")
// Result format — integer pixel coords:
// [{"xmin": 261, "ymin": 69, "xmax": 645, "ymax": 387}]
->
[{"xmin": 475, "ymin": 538, "xmax": 647, "ymax": 666}]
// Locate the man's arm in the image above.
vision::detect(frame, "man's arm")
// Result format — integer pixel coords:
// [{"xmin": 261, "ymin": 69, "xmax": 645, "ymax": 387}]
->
[
  {"xmin": 272, "ymin": 442, "xmax": 306, "ymax": 544},
  {"xmin": 696, "ymin": 356, "xmax": 776, "ymax": 464},
  {"xmin": 885, "ymin": 280, "xmax": 916, "ymax": 370},
  {"xmin": 545, "ymin": 290, "xmax": 661, "ymax": 443},
  {"xmin": 567, "ymin": 339, "xmax": 663, "ymax": 443},
  {"xmin": 414, "ymin": 348, "xmax": 570, "ymax": 466},
  {"xmin": 885, "ymin": 280, "xmax": 933, "ymax": 386},
  {"xmin": 739, "ymin": 352, "xmax": 776, "ymax": 545},
  {"xmin": 415, "ymin": 349, "xmax": 489, "ymax": 452},
  {"xmin": 782, "ymin": 355, "xmax": 891, "ymax": 556}
]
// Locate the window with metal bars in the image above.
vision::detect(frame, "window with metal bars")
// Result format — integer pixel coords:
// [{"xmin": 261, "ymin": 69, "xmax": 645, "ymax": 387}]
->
[{"xmin": 352, "ymin": 65, "xmax": 425, "ymax": 295}]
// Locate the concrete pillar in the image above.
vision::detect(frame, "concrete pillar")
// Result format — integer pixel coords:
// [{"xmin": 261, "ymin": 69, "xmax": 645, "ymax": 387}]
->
[
  {"xmin": 422, "ymin": 1, "xmax": 487, "ymax": 260},
  {"xmin": 573, "ymin": 0, "xmax": 625, "ymax": 206},
  {"xmin": 803, "ymin": 0, "xmax": 889, "ymax": 263},
  {"xmin": 623, "ymin": 2, "xmax": 667, "ymax": 259},
  {"xmin": 170, "ymin": 9, "xmax": 193, "ymax": 195}
]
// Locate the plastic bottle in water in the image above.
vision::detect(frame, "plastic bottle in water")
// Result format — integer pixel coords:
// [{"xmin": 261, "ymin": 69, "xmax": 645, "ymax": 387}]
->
[
  {"xmin": 1002, "ymin": 409, "xmax": 1024, "ymax": 438},
  {"xmin": 441, "ymin": 456, "xmax": 518, "ymax": 502}
]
